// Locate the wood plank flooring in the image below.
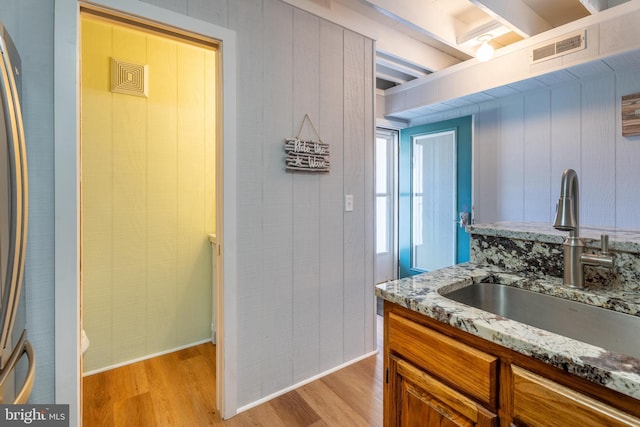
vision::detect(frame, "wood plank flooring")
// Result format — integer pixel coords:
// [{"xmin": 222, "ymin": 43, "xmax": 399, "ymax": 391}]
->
[{"xmin": 83, "ymin": 316, "xmax": 383, "ymax": 426}]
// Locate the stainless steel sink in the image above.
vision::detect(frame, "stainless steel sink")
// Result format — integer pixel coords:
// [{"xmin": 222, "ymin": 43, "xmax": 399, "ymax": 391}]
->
[{"xmin": 442, "ymin": 279, "xmax": 640, "ymax": 359}]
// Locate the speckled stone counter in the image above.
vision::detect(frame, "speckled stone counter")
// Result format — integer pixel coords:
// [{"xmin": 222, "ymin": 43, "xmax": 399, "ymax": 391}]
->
[
  {"xmin": 469, "ymin": 222, "xmax": 640, "ymax": 254},
  {"xmin": 470, "ymin": 222, "xmax": 640, "ymax": 291},
  {"xmin": 376, "ymin": 222, "xmax": 640, "ymax": 401}
]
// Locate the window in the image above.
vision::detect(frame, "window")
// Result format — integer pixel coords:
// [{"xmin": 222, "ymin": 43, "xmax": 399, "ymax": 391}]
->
[{"xmin": 411, "ymin": 131, "xmax": 456, "ymax": 271}]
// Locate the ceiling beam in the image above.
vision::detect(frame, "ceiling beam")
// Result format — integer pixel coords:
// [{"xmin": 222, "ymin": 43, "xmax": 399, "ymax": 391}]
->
[
  {"xmin": 376, "ymin": 56, "xmax": 428, "ymax": 79},
  {"xmin": 456, "ymin": 20, "xmax": 508, "ymax": 45},
  {"xmin": 579, "ymin": 0, "xmax": 608, "ymax": 14},
  {"xmin": 361, "ymin": 0, "xmax": 477, "ymax": 56},
  {"xmin": 468, "ymin": 0, "xmax": 553, "ymax": 37},
  {"xmin": 376, "ymin": 69, "xmax": 410, "ymax": 85}
]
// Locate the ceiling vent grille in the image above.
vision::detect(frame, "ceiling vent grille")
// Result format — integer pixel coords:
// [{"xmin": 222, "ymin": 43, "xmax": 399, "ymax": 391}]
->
[{"xmin": 530, "ymin": 30, "xmax": 585, "ymax": 64}]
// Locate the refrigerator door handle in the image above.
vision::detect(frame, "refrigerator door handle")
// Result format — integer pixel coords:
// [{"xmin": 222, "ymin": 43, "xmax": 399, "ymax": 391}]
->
[
  {"xmin": 0, "ymin": 330, "xmax": 34, "ymax": 403},
  {"xmin": 13, "ymin": 339, "xmax": 34, "ymax": 404},
  {"xmin": 0, "ymin": 29, "xmax": 28, "ymax": 369}
]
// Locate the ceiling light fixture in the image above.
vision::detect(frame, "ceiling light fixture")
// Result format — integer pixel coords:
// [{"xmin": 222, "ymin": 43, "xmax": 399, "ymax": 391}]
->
[{"xmin": 476, "ymin": 34, "xmax": 494, "ymax": 62}]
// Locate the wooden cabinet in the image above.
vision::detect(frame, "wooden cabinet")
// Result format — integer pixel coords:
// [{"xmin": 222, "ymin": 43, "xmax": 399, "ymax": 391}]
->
[
  {"xmin": 384, "ymin": 302, "xmax": 640, "ymax": 427},
  {"xmin": 388, "ymin": 355, "xmax": 498, "ymax": 427},
  {"xmin": 385, "ymin": 309, "xmax": 498, "ymax": 427},
  {"xmin": 509, "ymin": 366, "xmax": 640, "ymax": 427}
]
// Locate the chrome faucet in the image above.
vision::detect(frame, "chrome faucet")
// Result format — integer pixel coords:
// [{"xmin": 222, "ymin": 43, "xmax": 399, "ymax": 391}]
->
[{"xmin": 553, "ymin": 169, "xmax": 614, "ymax": 288}]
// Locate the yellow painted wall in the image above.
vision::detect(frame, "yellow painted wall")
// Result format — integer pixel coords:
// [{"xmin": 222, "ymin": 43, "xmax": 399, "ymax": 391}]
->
[{"xmin": 81, "ymin": 13, "xmax": 216, "ymax": 372}]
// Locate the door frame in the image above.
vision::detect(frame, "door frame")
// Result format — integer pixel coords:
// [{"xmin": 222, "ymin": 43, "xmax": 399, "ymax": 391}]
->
[
  {"xmin": 54, "ymin": 1, "xmax": 238, "ymax": 423},
  {"xmin": 375, "ymin": 127, "xmax": 399, "ymax": 284},
  {"xmin": 398, "ymin": 116, "xmax": 473, "ymax": 278}
]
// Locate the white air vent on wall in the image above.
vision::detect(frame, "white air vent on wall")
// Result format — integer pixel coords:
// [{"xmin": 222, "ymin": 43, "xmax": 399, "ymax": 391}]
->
[{"xmin": 530, "ymin": 30, "xmax": 586, "ymax": 64}]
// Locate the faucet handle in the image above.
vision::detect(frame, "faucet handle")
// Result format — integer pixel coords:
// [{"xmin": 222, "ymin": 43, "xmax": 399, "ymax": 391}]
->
[{"xmin": 600, "ymin": 234, "xmax": 610, "ymax": 255}]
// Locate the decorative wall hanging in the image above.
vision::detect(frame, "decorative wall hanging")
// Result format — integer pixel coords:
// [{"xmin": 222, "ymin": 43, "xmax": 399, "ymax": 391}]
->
[
  {"xmin": 622, "ymin": 92, "xmax": 640, "ymax": 137},
  {"xmin": 284, "ymin": 114, "xmax": 330, "ymax": 173}
]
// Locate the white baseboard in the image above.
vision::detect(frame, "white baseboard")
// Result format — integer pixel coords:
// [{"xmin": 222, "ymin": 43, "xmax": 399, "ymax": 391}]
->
[
  {"xmin": 82, "ymin": 338, "xmax": 214, "ymax": 377},
  {"xmin": 235, "ymin": 350, "xmax": 379, "ymax": 415}
]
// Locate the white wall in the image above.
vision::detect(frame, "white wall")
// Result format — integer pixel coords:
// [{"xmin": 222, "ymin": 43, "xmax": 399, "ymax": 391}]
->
[
  {"xmin": 0, "ymin": 0, "xmax": 55, "ymax": 403},
  {"xmin": 408, "ymin": 67, "xmax": 640, "ymax": 229},
  {"xmin": 141, "ymin": 0, "xmax": 376, "ymax": 410}
]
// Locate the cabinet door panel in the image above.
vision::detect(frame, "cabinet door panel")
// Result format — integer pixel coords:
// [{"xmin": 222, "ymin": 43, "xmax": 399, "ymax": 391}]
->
[
  {"xmin": 388, "ymin": 355, "xmax": 497, "ymax": 427},
  {"xmin": 511, "ymin": 366, "xmax": 640, "ymax": 427},
  {"xmin": 403, "ymin": 383, "xmax": 472, "ymax": 427}
]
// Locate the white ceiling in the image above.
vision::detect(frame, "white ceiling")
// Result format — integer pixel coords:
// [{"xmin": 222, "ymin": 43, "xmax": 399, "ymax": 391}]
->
[{"xmin": 319, "ymin": 0, "xmax": 633, "ymax": 89}]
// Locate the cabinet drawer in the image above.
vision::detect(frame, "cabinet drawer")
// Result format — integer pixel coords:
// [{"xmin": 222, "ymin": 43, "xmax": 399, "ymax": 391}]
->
[
  {"xmin": 511, "ymin": 366, "xmax": 640, "ymax": 427},
  {"xmin": 388, "ymin": 312, "xmax": 498, "ymax": 407}
]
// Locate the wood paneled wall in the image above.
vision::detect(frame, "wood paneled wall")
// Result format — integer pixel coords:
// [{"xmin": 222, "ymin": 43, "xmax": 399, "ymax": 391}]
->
[
  {"xmin": 81, "ymin": 14, "xmax": 216, "ymax": 373},
  {"xmin": 409, "ymin": 68, "xmax": 640, "ymax": 229},
  {"xmin": 142, "ymin": 0, "xmax": 376, "ymax": 409}
]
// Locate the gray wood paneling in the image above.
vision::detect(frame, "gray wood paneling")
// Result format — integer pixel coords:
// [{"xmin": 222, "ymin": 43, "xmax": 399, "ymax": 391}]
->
[
  {"xmin": 499, "ymin": 96, "xmax": 524, "ymax": 221},
  {"xmin": 187, "ymin": 0, "xmax": 228, "ymax": 27},
  {"xmin": 229, "ymin": 0, "xmax": 265, "ymax": 405},
  {"xmin": 550, "ymin": 81, "xmax": 581, "ymax": 220},
  {"xmin": 141, "ymin": 0, "xmax": 187, "ymax": 14},
  {"xmin": 581, "ymin": 74, "xmax": 616, "ymax": 226},
  {"xmin": 222, "ymin": 0, "xmax": 374, "ymax": 409},
  {"xmin": 363, "ymin": 37, "xmax": 375, "ymax": 354},
  {"xmin": 523, "ymin": 90, "xmax": 551, "ymax": 222},
  {"xmin": 260, "ymin": 0, "xmax": 295, "ymax": 398},
  {"xmin": 431, "ymin": 68, "xmax": 639, "ymax": 229},
  {"xmin": 615, "ymin": 68, "xmax": 640, "ymax": 228},
  {"xmin": 292, "ymin": 8, "xmax": 321, "ymax": 384},
  {"xmin": 343, "ymin": 30, "xmax": 366, "ymax": 361},
  {"xmin": 319, "ymin": 20, "xmax": 345, "ymax": 372},
  {"xmin": 473, "ymin": 102, "xmax": 500, "ymax": 222}
]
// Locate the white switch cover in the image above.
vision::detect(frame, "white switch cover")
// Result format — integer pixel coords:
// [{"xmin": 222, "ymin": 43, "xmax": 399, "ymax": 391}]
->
[{"xmin": 345, "ymin": 194, "xmax": 354, "ymax": 212}]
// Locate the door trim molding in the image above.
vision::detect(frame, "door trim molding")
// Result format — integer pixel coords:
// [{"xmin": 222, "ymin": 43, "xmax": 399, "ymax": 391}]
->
[{"xmin": 374, "ymin": 127, "xmax": 399, "ymax": 283}]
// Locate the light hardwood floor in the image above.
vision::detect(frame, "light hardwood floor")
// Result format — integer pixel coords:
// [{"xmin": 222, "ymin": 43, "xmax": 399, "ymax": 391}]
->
[{"xmin": 83, "ymin": 316, "xmax": 383, "ymax": 426}]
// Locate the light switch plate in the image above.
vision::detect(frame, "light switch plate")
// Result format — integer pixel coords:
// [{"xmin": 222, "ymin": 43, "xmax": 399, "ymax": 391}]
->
[{"xmin": 345, "ymin": 194, "xmax": 354, "ymax": 212}]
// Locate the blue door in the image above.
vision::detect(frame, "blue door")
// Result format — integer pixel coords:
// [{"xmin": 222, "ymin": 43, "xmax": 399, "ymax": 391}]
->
[{"xmin": 398, "ymin": 116, "xmax": 472, "ymax": 278}]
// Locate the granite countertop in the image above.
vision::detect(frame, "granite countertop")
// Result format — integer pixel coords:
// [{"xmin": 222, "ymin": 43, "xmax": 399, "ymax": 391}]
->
[
  {"xmin": 469, "ymin": 221, "xmax": 640, "ymax": 253},
  {"xmin": 375, "ymin": 263, "xmax": 640, "ymax": 400}
]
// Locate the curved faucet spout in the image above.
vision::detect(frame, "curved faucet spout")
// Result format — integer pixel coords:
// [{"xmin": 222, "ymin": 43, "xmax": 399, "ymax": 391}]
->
[
  {"xmin": 553, "ymin": 168, "xmax": 585, "ymax": 288},
  {"xmin": 554, "ymin": 168, "xmax": 579, "ymax": 238}
]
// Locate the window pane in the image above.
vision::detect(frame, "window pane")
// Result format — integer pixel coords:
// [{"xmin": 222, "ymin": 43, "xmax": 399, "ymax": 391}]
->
[
  {"xmin": 411, "ymin": 131, "xmax": 456, "ymax": 271},
  {"xmin": 412, "ymin": 144, "xmax": 423, "ymax": 247},
  {"xmin": 376, "ymin": 137, "xmax": 387, "ymax": 194},
  {"xmin": 376, "ymin": 195, "xmax": 388, "ymax": 254}
]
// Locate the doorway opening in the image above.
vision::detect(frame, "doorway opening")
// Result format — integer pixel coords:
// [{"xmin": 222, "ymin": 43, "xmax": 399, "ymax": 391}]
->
[
  {"xmin": 398, "ymin": 116, "xmax": 472, "ymax": 278},
  {"xmin": 411, "ymin": 130, "xmax": 457, "ymax": 272},
  {"xmin": 79, "ymin": 6, "xmax": 221, "ymax": 421}
]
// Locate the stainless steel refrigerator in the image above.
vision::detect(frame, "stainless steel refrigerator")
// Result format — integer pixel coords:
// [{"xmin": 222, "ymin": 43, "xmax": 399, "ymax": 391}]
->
[{"xmin": 0, "ymin": 22, "xmax": 35, "ymax": 404}]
